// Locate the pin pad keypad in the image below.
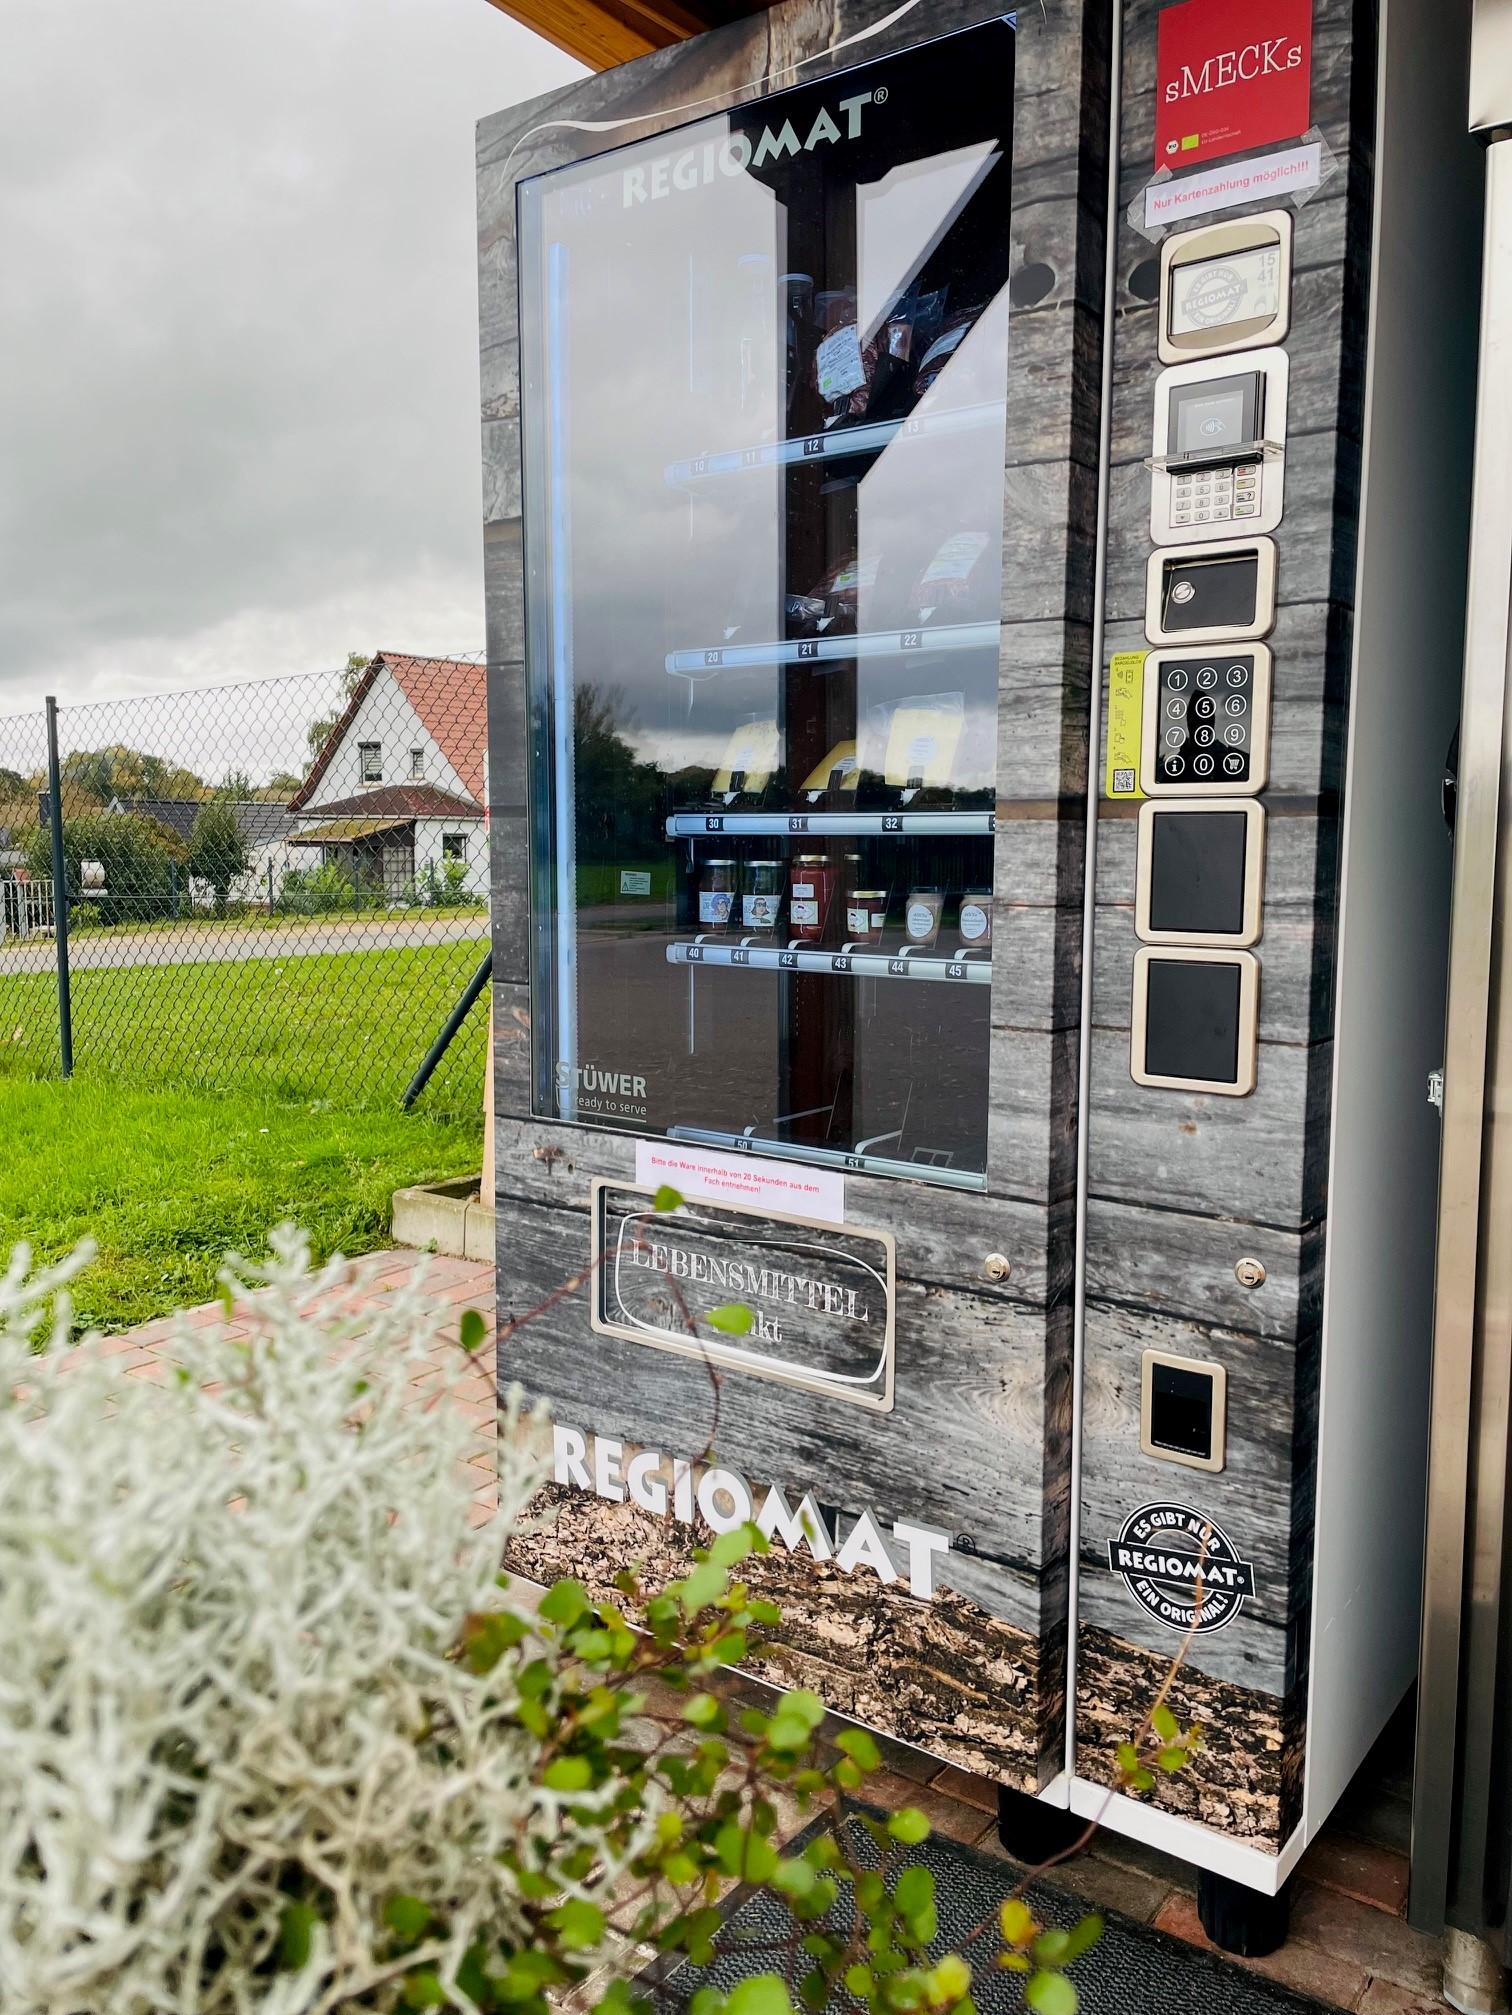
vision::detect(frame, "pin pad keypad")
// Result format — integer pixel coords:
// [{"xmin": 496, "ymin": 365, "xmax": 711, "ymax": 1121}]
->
[
  {"xmin": 1156, "ymin": 651, "xmax": 1256, "ymax": 784},
  {"xmin": 1171, "ymin": 461, "xmax": 1261, "ymax": 528}
]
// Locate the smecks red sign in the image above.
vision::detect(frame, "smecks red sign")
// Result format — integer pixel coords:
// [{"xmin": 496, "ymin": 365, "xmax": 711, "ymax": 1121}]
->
[{"xmin": 1155, "ymin": 0, "xmax": 1312, "ymax": 170}]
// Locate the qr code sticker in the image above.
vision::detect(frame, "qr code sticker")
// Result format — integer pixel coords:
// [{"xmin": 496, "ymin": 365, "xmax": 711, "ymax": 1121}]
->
[{"xmin": 1112, "ymin": 767, "xmax": 1136, "ymax": 795}]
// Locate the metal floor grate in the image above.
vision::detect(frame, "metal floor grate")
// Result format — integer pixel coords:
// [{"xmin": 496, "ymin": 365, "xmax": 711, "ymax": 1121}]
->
[{"xmin": 645, "ymin": 1811, "xmax": 1331, "ymax": 2015}]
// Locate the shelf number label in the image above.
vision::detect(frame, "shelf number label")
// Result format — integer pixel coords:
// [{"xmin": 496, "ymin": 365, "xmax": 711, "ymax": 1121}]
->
[
  {"xmin": 882, "ymin": 814, "xmax": 903, "ymax": 831},
  {"xmin": 901, "ymin": 630, "xmax": 923, "ymax": 650},
  {"xmin": 844, "ymin": 1153, "xmax": 867, "ymax": 1169},
  {"xmin": 686, "ymin": 945, "xmax": 704, "ymax": 962},
  {"xmin": 691, "ymin": 456, "xmax": 708, "ymax": 476},
  {"xmin": 903, "ymin": 417, "xmax": 923, "ymax": 436},
  {"xmin": 832, "ymin": 955, "xmax": 853, "ymax": 974},
  {"xmin": 731, "ymin": 948, "xmax": 750, "ymax": 965},
  {"xmin": 947, "ymin": 961, "xmax": 968, "ymax": 980},
  {"xmin": 703, "ymin": 648, "xmax": 723, "ymax": 668},
  {"xmin": 741, "ymin": 448, "xmax": 760, "ymax": 468},
  {"xmin": 804, "ymin": 435, "xmax": 824, "ymax": 457},
  {"xmin": 779, "ymin": 952, "xmax": 799, "ymax": 969},
  {"xmin": 797, "ymin": 639, "xmax": 819, "ymax": 659},
  {"xmin": 732, "ymin": 1137, "xmax": 753, "ymax": 1152},
  {"xmin": 888, "ymin": 958, "xmax": 910, "ymax": 976},
  {"xmin": 787, "ymin": 815, "xmax": 809, "ymax": 832},
  {"xmin": 704, "ymin": 816, "xmax": 724, "ymax": 831}
]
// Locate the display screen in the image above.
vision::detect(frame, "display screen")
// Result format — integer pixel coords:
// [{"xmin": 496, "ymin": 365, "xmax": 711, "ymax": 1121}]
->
[
  {"xmin": 1169, "ymin": 373, "xmax": 1259, "ymax": 458},
  {"xmin": 518, "ymin": 24, "xmax": 1014, "ymax": 1190},
  {"xmin": 1168, "ymin": 244, "xmax": 1282, "ymax": 338}
]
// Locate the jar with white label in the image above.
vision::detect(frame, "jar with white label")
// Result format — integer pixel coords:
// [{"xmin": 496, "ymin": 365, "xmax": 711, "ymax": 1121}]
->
[
  {"xmin": 845, "ymin": 889, "xmax": 889, "ymax": 946},
  {"xmin": 904, "ymin": 887, "xmax": 944, "ymax": 948},
  {"xmin": 742, "ymin": 860, "xmax": 783, "ymax": 933},
  {"xmin": 789, "ymin": 855, "xmax": 834, "ymax": 943},
  {"xmin": 958, "ymin": 888, "xmax": 992, "ymax": 950},
  {"xmin": 698, "ymin": 859, "xmax": 737, "ymax": 933}
]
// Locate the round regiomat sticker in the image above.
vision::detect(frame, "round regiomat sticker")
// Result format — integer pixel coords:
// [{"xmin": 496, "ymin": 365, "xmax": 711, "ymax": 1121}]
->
[{"xmin": 1107, "ymin": 1502, "xmax": 1256, "ymax": 1635}]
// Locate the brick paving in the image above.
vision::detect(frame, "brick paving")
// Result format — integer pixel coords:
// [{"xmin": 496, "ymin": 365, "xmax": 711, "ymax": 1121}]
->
[{"xmin": 110, "ymin": 1248, "xmax": 1437, "ymax": 2013}]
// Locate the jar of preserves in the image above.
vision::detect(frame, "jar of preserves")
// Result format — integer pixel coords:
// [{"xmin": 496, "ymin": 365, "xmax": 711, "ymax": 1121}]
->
[
  {"xmin": 958, "ymin": 889, "xmax": 993, "ymax": 950},
  {"xmin": 698, "ymin": 859, "xmax": 737, "ymax": 933},
  {"xmin": 743, "ymin": 860, "xmax": 783, "ymax": 933},
  {"xmin": 845, "ymin": 889, "xmax": 889, "ymax": 946},
  {"xmin": 904, "ymin": 887, "xmax": 944, "ymax": 948},
  {"xmin": 789, "ymin": 855, "xmax": 834, "ymax": 943}
]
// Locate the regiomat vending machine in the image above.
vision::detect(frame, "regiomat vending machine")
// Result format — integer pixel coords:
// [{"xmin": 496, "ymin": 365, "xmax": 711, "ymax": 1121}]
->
[{"xmin": 478, "ymin": 0, "xmax": 1481, "ymax": 1946}]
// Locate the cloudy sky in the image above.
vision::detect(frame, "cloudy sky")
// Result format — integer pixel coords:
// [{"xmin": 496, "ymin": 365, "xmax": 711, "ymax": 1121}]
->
[{"xmin": 0, "ymin": 0, "xmax": 581, "ymax": 720}]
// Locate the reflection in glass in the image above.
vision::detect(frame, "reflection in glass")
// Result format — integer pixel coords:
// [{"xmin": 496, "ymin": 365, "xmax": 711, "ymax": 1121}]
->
[{"xmin": 519, "ymin": 21, "xmax": 1015, "ymax": 1191}]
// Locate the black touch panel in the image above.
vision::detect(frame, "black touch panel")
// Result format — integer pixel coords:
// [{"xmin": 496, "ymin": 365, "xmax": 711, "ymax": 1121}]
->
[
  {"xmin": 1159, "ymin": 551, "xmax": 1259, "ymax": 632},
  {"xmin": 1149, "ymin": 1361, "xmax": 1215, "ymax": 1461},
  {"xmin": 1167, "ymin": 371, "xmax": 1262, "ymax": 460},
  {"xmin": 1148, "ymin": 809, "xmax": 1248, "ymax": 935},
  {"xmin": 1155, "ymin": 651, "xmax": 1253, "ymax": 784},
  {"xmin": 1143, "ymin": 958, "xmax": 1242, "ymax": 1084}
]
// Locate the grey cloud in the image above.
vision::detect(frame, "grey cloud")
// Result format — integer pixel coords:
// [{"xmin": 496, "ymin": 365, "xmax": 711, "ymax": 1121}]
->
[{"xmin": 0, "ymin": 0, "xmax": 580, "ymax": 712}]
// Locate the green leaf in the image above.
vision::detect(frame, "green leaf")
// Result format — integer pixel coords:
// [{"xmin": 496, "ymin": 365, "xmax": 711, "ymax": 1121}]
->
[
  {"xmin": 707, "ymin": 1302, "xmax": 755, "ymax": 1336},
  {"xmin": 1031, "ymin": 1930, "xmax": 1069, "ymax": 1966},
  {"xmin": 543, "ymin": 1755, "xmax": 594, "ymax": 1792},
  {"xmin": 779, "ymin": 1689, "xmax": 827, "ymax": 1730},
  {"xmin": 1157, "ymin": 1746, "xmax": 1190, "ymax": 1773},
  {"xmin": 1151, "ymin": 1703, "xmax": 1179, "ymax": 1742},
  {"xmin": 887, "ymin": 1808, "xmax": 931, "ymax": 1845},
  {"xmin": 689, "ymin": 1993, "xmax": 725, "ymax": 2015},
  {"xmin": 928, "ymin": 1955, "xmax": 972, "ymax": 2002},
  {"xmin": 679, "ymin": 1561, "xmax": 727, "ymax": 1612},
  {"xmin": 1025, "ymin": 1970, "xmax": 1078, "ymax": 2015},
  {"xmin": 540, "ymin": 1579, "xmax": 590, "ymax": 1627},
  {"xmin": 459, "ymin": 1307, "xmax": 488, "ymax": 1353},
  {"xmin": 401, "ymin": 1970, "xmax": 449, "ymax": 2010},
  {"xmin": 383, "ymin": 1894, "xmax": 433, "ymax": 1945},
  {"xmin": 550, "ymin": 1898, "xmax": 607, "ymax": 1950},
  {"xmin": 653, "ymin": 1184, "xmax": 685, "ymax": 1213},
  {"xmin": 836, "ymin": 1726, "xmax": 881, "ymax": 1771},
  {"xmin": 279, "ymin": 1901, "xmax": 318, "ymax": 1970},
  {"xmin": 1063, "ymin": 1914, "xmax": 1103, "ymax": 1961},
  {"xmin": 844, "ymin": 1965, "xmax": 875, "ymax": 1999},
  {"xmin": 683, "ymin": 1692, "xmax": 725, "ymax": 1730},
  {"xmin": 774, "ymin": 1857, "xmax": 817, "ymax": 1899},
  {"xmin": 709, "ymin": 1526, "xmax": 756, "ymax": 1568},
  {"xmin": 725, "ymin": 1976, "xmax": 796, "ymax": 2015},
  {"xmin": 895, "ymin": 1867, "xmax": 934, "ymax": 1917},
  {"xmin": 1129, "ymin": 1765, "xmax": 1155, "ymax": 1792},
  {"xmin": 1114, "ymin": 1742, "xmax": 1140, "ymax": 1778}
]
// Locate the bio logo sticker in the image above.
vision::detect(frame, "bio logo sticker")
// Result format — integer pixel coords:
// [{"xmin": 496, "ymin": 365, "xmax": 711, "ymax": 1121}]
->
[
  {"xmin": 1108, "ymin": 1501, "xmax": 1256, "ymax": 1635},
  {"xmin": 1105, "ymin": 652, "xmax": 1148, "ymax": 800}
]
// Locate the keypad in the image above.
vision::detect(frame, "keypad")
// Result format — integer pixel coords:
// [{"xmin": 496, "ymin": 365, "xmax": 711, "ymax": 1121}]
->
[
  {"xmin": 1156, "ymin": 652, "xmax": 1257, "ymax": 785},
  {"xmin": 1170, "ymin": 461, "xmax": 1262, "ymax": 528}
]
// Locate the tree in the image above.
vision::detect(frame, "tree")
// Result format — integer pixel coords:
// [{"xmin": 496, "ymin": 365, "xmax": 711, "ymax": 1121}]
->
[
  {"xmin": 304, "ymin": 652, "xmax": 372, "ymax": 764},
  {"xmin": 22, "ymin": 812, "xmax": 185, "ymax": 924},
  {"xmin": 215, "ymin": 769, "xmax": 254, "ymax": 800},
  {"xmin": 187, "ymin": 801, "xmax": 252, "ymax": 914},
  {"xmin": 59, "ymin": 746, "xmax": 205, "ymax": 806}
]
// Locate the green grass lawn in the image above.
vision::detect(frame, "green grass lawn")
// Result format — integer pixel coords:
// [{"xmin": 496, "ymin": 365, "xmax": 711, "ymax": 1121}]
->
[{"xmin": 0, "ymin": 942, "xmax": 490, "ymax": 1332}]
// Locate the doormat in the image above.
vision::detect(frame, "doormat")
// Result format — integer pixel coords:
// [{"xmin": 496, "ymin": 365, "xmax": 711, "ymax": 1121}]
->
[{"xmin": 643, "ymin": 1808, "xmax": 1331, "ymax": 2015}]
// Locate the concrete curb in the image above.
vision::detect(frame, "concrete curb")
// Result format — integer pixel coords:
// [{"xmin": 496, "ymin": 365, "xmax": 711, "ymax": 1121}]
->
[{"xmin": 392, "ymin": 1175, "xmax": 495, "ymax": 1262}]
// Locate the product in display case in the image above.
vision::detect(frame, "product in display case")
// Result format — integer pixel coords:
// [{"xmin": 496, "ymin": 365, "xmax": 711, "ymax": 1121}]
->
[
  {"xmin": 516, "ymin": 19, "xmax": 1013, "ymax": 1187},
  {"xmin": 958, "ymin": 888, "xmax": 992, "ymax": 949},
  {"xmin": 903, "ymin": 887, "xmax": 944, "ymax": 948}
]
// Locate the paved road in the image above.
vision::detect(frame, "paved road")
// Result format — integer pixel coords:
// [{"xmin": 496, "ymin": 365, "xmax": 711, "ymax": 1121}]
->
[{"xmin": 0, "ymin": 915, "xmax": 489, "ymax": 976}]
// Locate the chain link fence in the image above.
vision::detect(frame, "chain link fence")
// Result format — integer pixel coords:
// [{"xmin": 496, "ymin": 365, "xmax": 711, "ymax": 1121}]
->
[{"xmin": 0, "ymin": 654, "xmax": 493, "ymax": 1111}]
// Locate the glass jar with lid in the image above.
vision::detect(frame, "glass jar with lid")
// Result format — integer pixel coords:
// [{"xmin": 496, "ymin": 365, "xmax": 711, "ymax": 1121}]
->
[
  {"xmin": 742, "ymin": 860, "xmax": 783, "ymax": 933},
  {"xmin": 698, "ymin": 859, "xmax": 737, "ymax": 933},
  {"xmin": 789, "ymin": 855, "xmax": 834, "ymax": 943}
]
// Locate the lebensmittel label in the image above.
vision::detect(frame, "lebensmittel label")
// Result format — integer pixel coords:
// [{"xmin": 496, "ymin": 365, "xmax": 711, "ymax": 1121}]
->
[{"xmin": 1105, "ymin": 652, "xmax": 1147, "ymax": 799}]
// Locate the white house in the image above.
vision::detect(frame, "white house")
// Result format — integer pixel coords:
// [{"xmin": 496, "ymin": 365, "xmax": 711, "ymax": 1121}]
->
[{"xmin": 286, "ymin": 651, "xmax": 488, "ymax": 902}]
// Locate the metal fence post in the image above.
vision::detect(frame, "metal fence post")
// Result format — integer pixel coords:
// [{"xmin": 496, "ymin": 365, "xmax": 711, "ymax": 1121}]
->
[{"xmin": 44, "ymin": 696, "xmax": 73, "ymax": 1077}]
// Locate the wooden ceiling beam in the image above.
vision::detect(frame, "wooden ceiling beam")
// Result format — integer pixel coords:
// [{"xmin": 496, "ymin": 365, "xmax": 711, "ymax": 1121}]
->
[{"xmin": 482, "ymin": 0, "xmax": 724, "ymax": 70}]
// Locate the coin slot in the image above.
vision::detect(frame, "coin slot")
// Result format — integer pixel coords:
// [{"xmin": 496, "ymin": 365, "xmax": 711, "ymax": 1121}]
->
[{"xmin": 1146, "ymin": 538, "xmax": 1277, "ymax": 645}]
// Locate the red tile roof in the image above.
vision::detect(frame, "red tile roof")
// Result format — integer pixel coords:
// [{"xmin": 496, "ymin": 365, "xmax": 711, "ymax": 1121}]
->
[
  {"xmin": 300, "ymin": 784, "xmax": 483, "ymax": 820},
  {"xmin": 289, "ymin": 652, "xmax": 486, "ymax": 812}
]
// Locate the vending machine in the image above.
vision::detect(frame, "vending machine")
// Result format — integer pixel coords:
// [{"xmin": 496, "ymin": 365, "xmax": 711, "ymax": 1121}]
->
[{"xmin": 478, "ymin": 0, "xmax": 1480, "ymax": 1942}]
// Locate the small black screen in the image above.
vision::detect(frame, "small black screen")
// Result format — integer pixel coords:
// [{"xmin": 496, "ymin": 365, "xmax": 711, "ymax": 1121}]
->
[
  {"xmin": 1160, "ymin": 552, "xmax": 1260, "ymax": 632},
  {"xmin": 1149, "ymin": 810, "xmax": 1248, "ymax": 936},
  {"xmin": 1143, "ymin": 957, "xmax": 1242, "ymax": 1084},
  {"xmin": 1149, "ymin": 1360, "xmax": 1216, "ymax": 1461}
]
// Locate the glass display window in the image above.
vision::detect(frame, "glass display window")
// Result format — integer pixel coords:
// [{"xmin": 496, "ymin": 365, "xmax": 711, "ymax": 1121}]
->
[{"xmin": 518, "ymin": 21, "xmax": 1014, "ymax": 1191}]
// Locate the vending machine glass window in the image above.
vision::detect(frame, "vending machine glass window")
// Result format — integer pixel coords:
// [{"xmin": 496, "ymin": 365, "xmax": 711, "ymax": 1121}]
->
[{"xmin": 518, "ymin": 25, "xmax": 1014, "ymax": 1191}]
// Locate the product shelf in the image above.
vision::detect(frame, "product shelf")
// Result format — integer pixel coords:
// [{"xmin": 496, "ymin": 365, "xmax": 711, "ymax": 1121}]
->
[
  {"xmin": 666, "ymin": 619, "xmax": 998, "ymax": 678},
  {"xmin": 665, "ymin": 1124, "xmax": 987, "ymax": 1193},
  {"xmin": 666, "ymin": 938, "xmax": 991, "ymax": 984},
  {"xmin": 664, "ymin": 809, "xmax": 995, "ymax": 837},
  {"xmin": 663, "ymin": 398, "xmax": 1007, "ymax": 487}
]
